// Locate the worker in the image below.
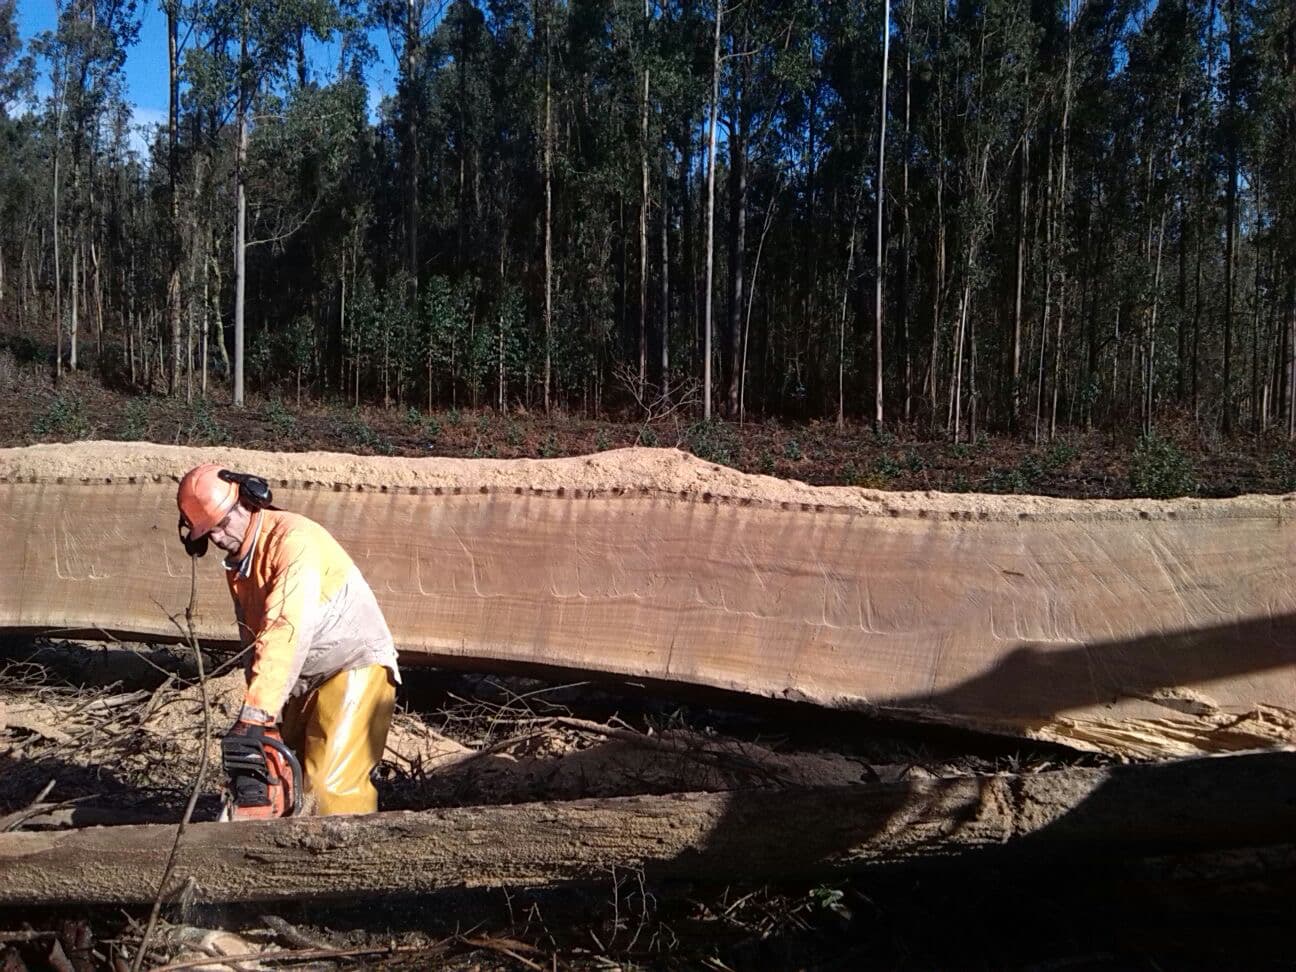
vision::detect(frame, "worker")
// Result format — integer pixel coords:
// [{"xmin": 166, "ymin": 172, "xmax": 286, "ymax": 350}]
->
[{"xmin": 176, "ymin": 463, "xmax": 400, "ymax": 817}]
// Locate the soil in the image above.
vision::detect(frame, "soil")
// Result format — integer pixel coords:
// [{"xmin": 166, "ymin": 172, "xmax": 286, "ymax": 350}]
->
[{"xmin": 3, "ymin": 338, "xmax": 1295, "ymax": 501}]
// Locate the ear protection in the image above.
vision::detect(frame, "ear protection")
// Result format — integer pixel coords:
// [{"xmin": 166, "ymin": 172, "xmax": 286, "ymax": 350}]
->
[
  {"xmin": 219, "ymin": 469, "xmax": 275, "ymax": 511},
  {"xmin": 178, "ymin": 470, "xmax": 276, "ymax": 558}
]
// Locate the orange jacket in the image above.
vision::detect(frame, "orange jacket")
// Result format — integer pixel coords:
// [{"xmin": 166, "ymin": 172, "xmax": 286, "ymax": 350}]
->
[{"xmin": 225, "ymin": 509, "xmax": 399, "ymax": 721}]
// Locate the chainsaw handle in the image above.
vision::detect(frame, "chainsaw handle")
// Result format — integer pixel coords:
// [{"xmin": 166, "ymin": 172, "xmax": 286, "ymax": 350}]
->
[{"xmin": 260, "ymin": 736, "xmax": 304, "ymax": 816}]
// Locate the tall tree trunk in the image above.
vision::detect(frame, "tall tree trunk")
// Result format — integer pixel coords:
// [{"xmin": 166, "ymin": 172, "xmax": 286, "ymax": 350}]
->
[
  {"xmin": 542, "ymin": 0, "xmax": 553, "ymax": 414},
  {"xmin": 726, "ymin": 97, "xmax": 747, "ymax": 418},
  {"xmin": 1287, "ymin": 281, "xmax": 1296, "ymax": 439},
  {"xmin": 1012, "ymin": 112, "xmax": 1028, "ymax": 430},
  {"xmin": 873, "ymin": 0, "xmax": 890, "ymax": 429},
  {"xmin": 233, "ymin": 5, "xmax": 249, "ymax": 407},
  {"xmin": 741, "ymin": 189, "xmax": 777, "ymax": 424},
  {"xmin": 661, "ymin": 151, "xmax": 671, "ymax": 401},
  {"xmin": 167, "ymin": 0, "xmax": 182, "ymax": 397},
  {"xmin": 69, "ymin": 240, "xmax": 79, "ymax": 372},
  {"xmin": 201, "ymin": 229, "xmax": 210, "ymax": 397},
  {"xmin": 1251, "ymin": 177, "xmax": 1262, "ymax": 430},
  {"xmin": 838, "ymin": 205, "xmax": 858, "ymax": 429},
  {"xmin": 900, "ymin": 0, "xmax": 913, "ymax": 423},
  {"xmin": 51, "ymin": 61, "xmax": 66, "ymax": 383},
  {"xmin": 404, "ymin": 0, "xmax": 420, "ymax": 290},
  {"xmin": 702, "ymin": 0, "xmax": 722, "ymax": 420},
  {"xmin": 1145, "ymin": 208, "xmax": 1168, "ymax": 433},
  {"xmin": 928, "ymin": 5, "xmax": 945, "ymax": 421},
  {"xmin": 1222, "ymin": 0, "xmax": 1238, "ymax": 432},
  {"xmin": 1035, "ymin": 136, "xmax": 1054, "ymax": 444},
  {"xmin": 1049, "ymin": 4, "xmax": 1074, "ymax": 441},
  {"xmin": 638, "ymin": 0, "xmax": 650, "ymax": 401}
]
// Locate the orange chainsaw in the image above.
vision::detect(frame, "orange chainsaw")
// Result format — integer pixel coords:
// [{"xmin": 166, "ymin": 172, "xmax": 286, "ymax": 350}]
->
[{"xmin": 218, "ymin": 723, "xmax": 303, "ymax": 821}]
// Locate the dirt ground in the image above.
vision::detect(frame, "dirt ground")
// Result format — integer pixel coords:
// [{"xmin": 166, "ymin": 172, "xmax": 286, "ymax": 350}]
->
[
  {"xmin": 5, "ymin": 339, "xmax": 1296, "ymax": 500},
  {"xmin": 3, "ymin": 640, "xmax": 1292, "ymax": 972}
]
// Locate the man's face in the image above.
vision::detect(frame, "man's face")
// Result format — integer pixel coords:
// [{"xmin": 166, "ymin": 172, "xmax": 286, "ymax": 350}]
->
[{"xmin": 208, "ymin": 504, "xmax": 251, "ymax": 556}]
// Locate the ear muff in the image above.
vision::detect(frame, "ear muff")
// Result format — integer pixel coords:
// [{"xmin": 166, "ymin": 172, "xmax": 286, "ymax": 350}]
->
[{"xmin": 217, "ymin": 470, "xmax": 275, "ymax": 511}]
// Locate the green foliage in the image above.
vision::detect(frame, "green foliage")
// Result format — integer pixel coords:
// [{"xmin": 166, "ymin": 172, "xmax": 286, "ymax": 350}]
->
[
  {"xmin": 1045, "ymin": 440, "xmax": 1078, "ymax": 470},
  {"xmin": 594, "ymin": 428, "xmax": 610, "ymax": 451},
  {"xmin": 506, "ymin": 422, "xmax": 524, "ymax": 447},
  {"xmin": 1270, "ymin": 450, "xmax": 1296, "ymax": 492},
  {"xmin": 424, "ymin": 415, "xmax": 442, "ymax": 443},
  {"xmin": 872, "ymin": 427, "xmax": 897, "ymax": 448},
  {"xmin": 341, "ymin": 411, "xmax": 392, "ymax": 455},
  {"xmin": 1129, "ymin": 432, "xmax": 1197, "ymax": 498},
  {"xmin": 404, "ymin": 406, "xmax": 423, "ymax": 428},
  {"xmin": 636, "ymin": 425, "xmax": 658, "ymax": 447},
  {"xmin": 120, "ymin": 398, "xmax": 149, "ymax": 440},
  {"xmin": 265, "ymin": 399, "xmax": 297, "ymax": 436},
  {"xmin": 874, "ymin": 454, "xmax": 901, "ymax": 479},
  {"xmin": 539, "ymin": 433, "xmax": 559, "ymax": 459},
  {"xmin": 982, "ymin": 466, "xmax": 1031, "ymax": 494},
  {"xmin": 33, "ymin": 393, "xmax": 90, "ymax": 439},
  {"xmin": 903, "ymin": 448, "xmax": 926, "ymax": 473},
  {"xmin": 687, "ymin": 420, "xmax": 739, "ymax": 467},
  {"xmin": 783, "ymin": 437, "xmax": 802, "ymax": 461},
  {"xmin": 810, "ymin": 885, "xmax": 852, "ymax": 921},
  {"xmin": 840, "ymin": 461, "xmax": 859, "ymax": 485},
  {"xmin": 759, "ymin": 450, "xmax": 777, "ymax": 476},
  {"xmin": 185, "ymin": 400, "xmax": 228, "ymax": 445},
  {"xmin": 446, "ymin": 408, "xmax": 462, "ymax": 427}
]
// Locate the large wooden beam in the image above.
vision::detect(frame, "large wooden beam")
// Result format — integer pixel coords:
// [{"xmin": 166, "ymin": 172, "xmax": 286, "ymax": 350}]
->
[
  {"xmin": 1, "ymin": 752, "xmax": 1294, "ymax": 905},
  {"xmin": 3, "ymin": 443, "xmax": 1296, "ymax": 757}
]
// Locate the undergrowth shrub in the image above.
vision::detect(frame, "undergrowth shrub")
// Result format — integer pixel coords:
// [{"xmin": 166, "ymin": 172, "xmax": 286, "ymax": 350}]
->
[
  {"xmin": 687, "ymin": 419, "xmax": 739, "ymax": 466},
  {"xmin": 1129, "ymin": 431, "xmax": 1196, "ymax": 498},
  {"xmin": 33, "ymin": 393, "xmax": 91, "ymax": 439}
]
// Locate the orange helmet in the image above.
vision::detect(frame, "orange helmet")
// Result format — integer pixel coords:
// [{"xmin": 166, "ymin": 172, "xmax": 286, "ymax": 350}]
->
[{"xmin": 177, "ymin": 463, "xmax": 239, "ymax": 539}]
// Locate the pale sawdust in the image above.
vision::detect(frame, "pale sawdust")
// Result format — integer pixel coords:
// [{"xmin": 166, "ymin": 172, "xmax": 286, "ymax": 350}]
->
[{"xmin": 3, "ymin": 441, "xmax": 1292, "ymax": 522}]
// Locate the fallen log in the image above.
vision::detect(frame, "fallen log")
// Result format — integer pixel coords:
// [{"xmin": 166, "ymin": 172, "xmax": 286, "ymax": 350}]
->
[
  {"xmin": 4, "ymin": 443, "xmax": 1296, "ymax": 758},
  {"xmin": 2, "ymin": 751, "xmax": 1293, "ymax": 905}
]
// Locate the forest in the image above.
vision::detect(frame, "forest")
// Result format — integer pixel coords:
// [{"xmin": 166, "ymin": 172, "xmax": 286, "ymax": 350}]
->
[{"xmin": 0, "ymin": 0, "xmax": 1293, "ymax": 440}]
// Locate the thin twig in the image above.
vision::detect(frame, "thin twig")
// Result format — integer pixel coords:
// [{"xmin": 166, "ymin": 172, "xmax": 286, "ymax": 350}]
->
[
  {"xmin": 0, "ymin": 930, "xmax": 57, "ymax": 942},
  {"xmin": 132, "ymin": 561, "xmax": 213, "ymax": 972},
  {"xmin": 0, "ymin": 779, "xmax": 57, "ymax": 833},
  {"xmin": 461, "ymin": 936, "xmax": 546, "ymax": 971},
  {"xmin": 145, "ymin": 944, "xmax": 429, "ymax": 972}
]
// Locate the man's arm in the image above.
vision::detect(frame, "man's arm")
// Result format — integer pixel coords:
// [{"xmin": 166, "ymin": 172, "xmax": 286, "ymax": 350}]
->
[{"xmin": 239, "ymin": 532, "xmax": 322, "ymax": 722}]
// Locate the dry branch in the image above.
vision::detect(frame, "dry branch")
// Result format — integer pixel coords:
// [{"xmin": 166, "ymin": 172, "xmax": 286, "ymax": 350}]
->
[{"xmin": 1, "ymin": 751, "xmax": 1293, "ymax": 905}]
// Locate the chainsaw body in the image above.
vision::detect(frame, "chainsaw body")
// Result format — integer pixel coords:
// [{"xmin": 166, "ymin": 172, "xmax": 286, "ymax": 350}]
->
[{"xmin": 219, "ymin": 731, "xmax": 303, "ymax": 821}]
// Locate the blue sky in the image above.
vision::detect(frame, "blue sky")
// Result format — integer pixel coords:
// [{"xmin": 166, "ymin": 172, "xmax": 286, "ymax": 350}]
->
[{"xmin": 16, "ymin": 3, "xmax": 400, "ymax": 153}]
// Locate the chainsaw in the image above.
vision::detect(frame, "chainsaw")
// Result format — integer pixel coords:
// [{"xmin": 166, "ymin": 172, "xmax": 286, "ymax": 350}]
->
[{"xmin": 218, "ymin": 728, "xmax": 304, "ymax": 821}]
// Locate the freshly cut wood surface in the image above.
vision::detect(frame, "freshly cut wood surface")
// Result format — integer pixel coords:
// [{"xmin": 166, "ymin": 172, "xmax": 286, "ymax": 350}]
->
[
  {"xmin": 3, "ymin": 442, "xmax": 1296, "ymax": 757},
  {"xmin": 1, "ymin": 751, "xmax": 1293, "ymax": 905}
]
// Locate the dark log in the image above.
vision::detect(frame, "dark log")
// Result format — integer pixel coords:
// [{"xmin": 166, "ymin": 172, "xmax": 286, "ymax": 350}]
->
[{"xmin": 1, "ymin": 751, "xmax": 1293, "ymax": 905}]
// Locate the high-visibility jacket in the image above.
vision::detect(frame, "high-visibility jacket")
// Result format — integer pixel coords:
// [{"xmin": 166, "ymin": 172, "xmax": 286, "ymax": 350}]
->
[{"xmin": 225, "ymin": 509, "xmax": 400, "ymax": 722}]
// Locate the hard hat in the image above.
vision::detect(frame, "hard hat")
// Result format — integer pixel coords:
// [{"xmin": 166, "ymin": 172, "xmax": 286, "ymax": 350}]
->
[{"xmin": 177, "ymin": 463, "xmax": 239, "ymax": 539}]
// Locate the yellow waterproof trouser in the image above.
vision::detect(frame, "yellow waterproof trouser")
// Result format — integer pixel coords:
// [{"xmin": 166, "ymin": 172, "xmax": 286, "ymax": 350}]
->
[{"xmin": 280, "ymin": 665, "xmax": 396, "ymax": 816}]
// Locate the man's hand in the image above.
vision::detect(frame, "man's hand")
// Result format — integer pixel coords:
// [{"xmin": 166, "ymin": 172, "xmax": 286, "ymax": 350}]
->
[{"xmin": 221, "ymin": 719, "xmax": 300, "ymax": 818}]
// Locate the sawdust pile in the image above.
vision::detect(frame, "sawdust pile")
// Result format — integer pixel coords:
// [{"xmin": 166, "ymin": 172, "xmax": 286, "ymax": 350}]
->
[{"xmin": 3, "ymin": 441, "xmax": 1288, "ymax": 521}]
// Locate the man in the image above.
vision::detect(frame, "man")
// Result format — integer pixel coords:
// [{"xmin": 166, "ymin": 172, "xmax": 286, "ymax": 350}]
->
[{"xmin": 176, "ymin": 463, "xmax": 400, "ymax": 816}]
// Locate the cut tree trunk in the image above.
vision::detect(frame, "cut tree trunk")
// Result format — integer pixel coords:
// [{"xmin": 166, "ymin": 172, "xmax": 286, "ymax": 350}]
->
[
  {"xmin": 2, "ymin": 752, "xmax": 1294, "ymax": 905},
  {"xmin": 3, "ymin": 445, "xmax": 1296, "ymax": 760}
]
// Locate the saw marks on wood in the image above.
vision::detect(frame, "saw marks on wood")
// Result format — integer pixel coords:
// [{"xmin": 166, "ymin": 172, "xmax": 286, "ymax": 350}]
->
[{"xmin": 2, "ymin": 442, "xmax": 1295, "ymax": 757}]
